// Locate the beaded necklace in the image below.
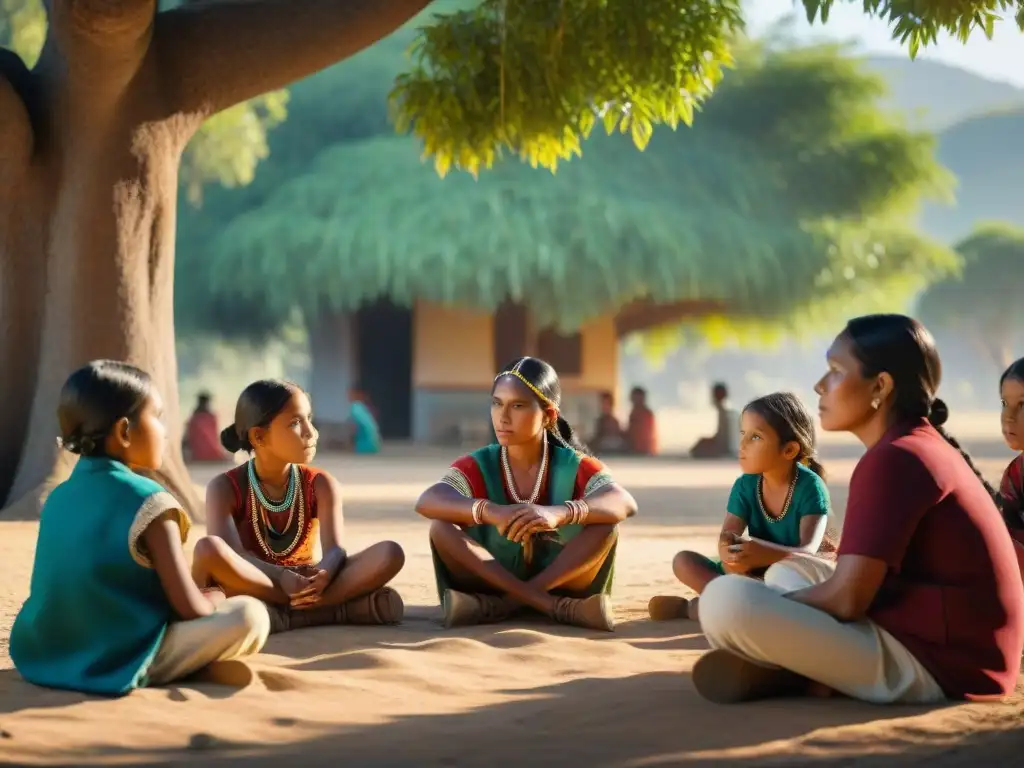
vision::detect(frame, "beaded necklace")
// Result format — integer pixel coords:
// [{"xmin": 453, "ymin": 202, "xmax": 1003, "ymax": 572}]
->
[
  {"xmin": 247, "ymin": 460, "xmax": 297, "ymax": 513},
  {"xmin": 500, "ymin": 439, "xmax": 548, "ymax": 504},
  {"xmin": 756, "ymin": 469, "xmax": 798, "ymax": 525},
  {"xmin": 247, "ymin": 461, "xmax": 305, "ymax": 559}
]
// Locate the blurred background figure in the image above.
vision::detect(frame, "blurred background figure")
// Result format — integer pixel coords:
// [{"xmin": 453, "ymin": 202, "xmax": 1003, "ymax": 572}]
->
[
  {"xmin": 627, "ymin": 386, "xmax": 658, "ymax": 456},
  {"xmin": 690, "ymin": 382, "xmax": 739, "ymax": 459},
  {"xmin": 184, "ymin": 391, "xmax": 229, "ymax": 462},
  {"xmin": 591, "ymin": 391, "xmax": 627, "ymax": 455},
  {"xmin": 348, "ymin": 387, "xmax": 382, "ymax": 455}
]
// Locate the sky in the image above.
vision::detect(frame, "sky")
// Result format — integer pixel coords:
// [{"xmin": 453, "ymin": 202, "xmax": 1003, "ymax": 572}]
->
[{"xmin": 746, "ymin": 0, "xmax": 1022, "ymax": 87}]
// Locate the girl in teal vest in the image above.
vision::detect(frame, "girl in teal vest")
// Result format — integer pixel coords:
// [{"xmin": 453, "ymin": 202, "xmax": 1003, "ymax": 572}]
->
[
  {"xmin": 649, "ymin": 391, "xmax": 836, "ymax": 622},
  {"xmin": 10, "ymin": 361, "xmax": 269, "ymax": 696},
  {"xmin": 415, "ymin": 356, "xmax": 639, "ymax": 632}
]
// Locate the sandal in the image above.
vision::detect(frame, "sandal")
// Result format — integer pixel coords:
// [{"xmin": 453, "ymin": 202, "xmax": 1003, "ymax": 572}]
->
[
  {"xmin": 552, "ymin": 594, "xmax": 615, "ymax": 632},
  {"xmin": 339, "ymin": 587, "xmax": 405, "ymax": 625},
  {"xmin": 286, "ymin": 587, "xmax": 405, "ymax": 630},
  {"xmin": 442, "ymin": 589, "xmax": 516, "ymax": 628}
]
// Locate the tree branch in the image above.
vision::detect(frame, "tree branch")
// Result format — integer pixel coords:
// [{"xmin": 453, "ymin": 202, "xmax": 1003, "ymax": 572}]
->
[
  {"xmin": 46, "ymin": 0, "xmax": 157, "ymax": 54},
  {"xmin": 155, "ymin": 0, "xmax": 433, "ymax": 118},
  {"xmin": 0, "ymin": 48, "xmax": 34, "ymax": 188}
]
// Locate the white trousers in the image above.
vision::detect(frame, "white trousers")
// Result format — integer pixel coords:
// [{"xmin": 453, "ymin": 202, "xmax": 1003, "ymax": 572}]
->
[
  {"xmin": 699, "ymin": 554, "xmax": 945, "ymax": 704},
  {"xmin": 147, "ymin": 596, "xmax": 270, "ymax": 685}
]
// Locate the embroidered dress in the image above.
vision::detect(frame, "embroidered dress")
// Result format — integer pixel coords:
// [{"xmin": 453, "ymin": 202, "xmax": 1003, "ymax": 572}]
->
[
  {"xmin": 224, "ymin": 463, "xmax": 324, "ymax": 567},
  {"xmin": 10, "ymin": 458, "xmax": 190, "ymax": 696},
  {"xmin": 432, "ymin": 444, "xmax": 617, "ymax": 602}
]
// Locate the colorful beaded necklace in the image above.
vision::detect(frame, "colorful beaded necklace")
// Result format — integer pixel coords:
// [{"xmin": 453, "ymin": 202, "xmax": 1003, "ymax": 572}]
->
[{"xmin": 247, "ymin": 460, "xmax": 305, "ymax": 560}]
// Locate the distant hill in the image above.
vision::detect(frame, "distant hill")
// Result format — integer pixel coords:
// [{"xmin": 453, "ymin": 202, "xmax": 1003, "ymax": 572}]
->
[
  {"xmin": 860, "ymin": 56, "xmax": 1024, "ymax": 131},
  {"xmin": 918, "ymin": 107, "xmax": 1024, "ymax": 243},
  {"xmin": 843, "ymin": 57, "xmax": 1024, "ymax": 245}
]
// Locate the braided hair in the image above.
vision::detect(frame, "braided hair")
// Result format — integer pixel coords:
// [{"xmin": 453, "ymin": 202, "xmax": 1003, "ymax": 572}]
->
[
  {"xmin": 843, "ymin": 315, "xmax": 1001, "ymax": 511},
  {"xmin": 57, "ymin": 361, "xmax": 152, "ymax": 457}
]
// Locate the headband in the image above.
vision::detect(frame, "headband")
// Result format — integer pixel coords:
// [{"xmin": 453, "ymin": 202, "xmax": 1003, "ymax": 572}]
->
[{"xmin": 494, "ymin": 358, "xmax": 558, "ymax": 409}]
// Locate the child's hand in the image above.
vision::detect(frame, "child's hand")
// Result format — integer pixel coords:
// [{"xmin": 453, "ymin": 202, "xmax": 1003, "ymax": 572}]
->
[
  {"xmin": 289, "ymin": 568, "xmax": 332, "ymax": 608},
  {"xmin": 724, "ymin": 539, "xmax": 770, "ymax": 572},
  {"xmin": 717, "ymin": 532, "xmax": 741, "ymax": 562},
  {"xmin": 201, "ymin": 587, "xmax": 227, "ymax": 606},
  {"xmin": 278, "ymin": 569, "xmax": 313, "ymax": 598}
]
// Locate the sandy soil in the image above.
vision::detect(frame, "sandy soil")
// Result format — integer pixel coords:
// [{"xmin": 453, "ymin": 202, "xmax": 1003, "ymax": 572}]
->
[{"xmin": 1, "ymin": 440, "xmax": 1022, "ymax": 766}]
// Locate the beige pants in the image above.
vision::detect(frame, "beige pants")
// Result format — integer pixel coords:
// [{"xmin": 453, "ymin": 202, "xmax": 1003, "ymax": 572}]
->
[
  {"xmin": 699, "ymin": 554, "xmax": 946, "ymax": 704},
  {"xmin": 147, "ymin": 596, "xmax": 270, "ymax": 685}
]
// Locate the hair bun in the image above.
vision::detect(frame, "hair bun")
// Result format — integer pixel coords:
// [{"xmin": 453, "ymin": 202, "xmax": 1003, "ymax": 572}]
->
[
  {"xmin": 927, "ymin": 398, "xmax": 949, "ymax": 428},
  {"xmin": 220, "ymin": 424, "xmax": 247, "ymax": 454}
]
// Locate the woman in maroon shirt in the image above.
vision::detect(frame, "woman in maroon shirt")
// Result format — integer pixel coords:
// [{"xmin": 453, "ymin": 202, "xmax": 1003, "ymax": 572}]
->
[{"xmin": 693, "ymin": 314, "xmax": 1024, "ymax": 704}]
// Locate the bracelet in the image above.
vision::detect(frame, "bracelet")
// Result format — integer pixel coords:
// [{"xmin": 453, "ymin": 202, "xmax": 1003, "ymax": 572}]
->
[
  {"xmin": 563, "ymin": 499, "xmax": 589, "ymax": 525},
  {"xmin": 471, "ymin": 499, "xmax": 487, "ymax": 526}
]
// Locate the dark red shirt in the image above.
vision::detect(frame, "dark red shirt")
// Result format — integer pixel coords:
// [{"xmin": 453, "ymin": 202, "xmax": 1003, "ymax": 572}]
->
[{"xmin": 839, "ymin": 420, "xmax": 1024, "ymax": 700}]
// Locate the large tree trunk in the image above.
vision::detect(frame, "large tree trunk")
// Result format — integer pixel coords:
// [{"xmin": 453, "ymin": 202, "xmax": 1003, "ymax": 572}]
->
[
  {"xmin": 0, "ymin": 6, "xmax": 202, "ymax": 517},
  {"xmin": 0, "ymin": 0, "xmax": 432, "ymax": 516},
  {"xmin": 0, "ymin": 114, "xmax": 48, "ymax": 508}
]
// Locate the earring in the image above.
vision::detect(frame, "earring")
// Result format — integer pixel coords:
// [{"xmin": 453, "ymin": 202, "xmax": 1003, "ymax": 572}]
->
[{"xmin": 871, "ymin": 398, "xmax": 881, "ymax": 410}]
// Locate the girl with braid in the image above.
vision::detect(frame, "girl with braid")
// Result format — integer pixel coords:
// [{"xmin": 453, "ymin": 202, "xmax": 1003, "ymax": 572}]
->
[
  {"xmin": 693, "ymin": 315, "xmax": 1024, "ymax": 706},
  {"xmin": 416, "ymin": 357, "xmax": 638, "ymax": 631}
]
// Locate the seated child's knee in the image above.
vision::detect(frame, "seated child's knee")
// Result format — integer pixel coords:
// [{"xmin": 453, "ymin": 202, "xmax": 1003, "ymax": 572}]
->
[
  {"xmin": 226, "ymin": 596, "xmax": 271, "ymax": 649},
  {"xmin": 428, "ymin": 518, "xmax": 455, "ymax": 543},
  {"xmin": 192, "ymin": 534, "xmax": 229, "ymax": 565},
  {"xmin": 380, "ymin": 539, "xmax": 406, "ymax": 568},
  {"xmin": 672, "ymin": 550, "xmax": 702, "ymax": 576}
]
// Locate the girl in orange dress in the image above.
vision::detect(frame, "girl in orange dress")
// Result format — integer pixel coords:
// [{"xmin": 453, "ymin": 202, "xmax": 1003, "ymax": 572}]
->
[{"xmin": 192, "ymin": 380, "xmax": 406, "ymax": 632}]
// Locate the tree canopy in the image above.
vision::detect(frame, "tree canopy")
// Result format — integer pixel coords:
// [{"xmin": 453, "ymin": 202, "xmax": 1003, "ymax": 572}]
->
[
  {"xmin": 0, "ymin": 0, "xmax": 290, "ymax": 202},
  {"xmin": 920, "ymin": 108, "xmax": 1024, "ymax": 243},
  {"xmin": 393, "ymin": 0, "xmax": 1024, "ymax": 175},
  {"xmin": 178, "ymin": 41, "xmax": 957, "ymax": 337},
  {"xmin": 917, "ymin": 222, "xmax": 1024, "ymax": 370},
  {"xmin": 4, "ymin": 0, "xmax": 1019, "ymax": 188}
]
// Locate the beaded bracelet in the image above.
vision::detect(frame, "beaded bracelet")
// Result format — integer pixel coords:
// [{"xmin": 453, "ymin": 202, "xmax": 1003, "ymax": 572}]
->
[
  {"xmin": 471, "ymin": 498, "xmax": 487, "ymax": 526},
  {"xmin": 563, "ymin": 499, "xmax": 590, "ymax": 525}
]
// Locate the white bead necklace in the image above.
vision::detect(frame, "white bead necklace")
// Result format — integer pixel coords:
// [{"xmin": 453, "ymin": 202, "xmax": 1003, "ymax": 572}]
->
[{"xmin": 500, "ymin": 438, "xmax": 548, "ymax": 504}]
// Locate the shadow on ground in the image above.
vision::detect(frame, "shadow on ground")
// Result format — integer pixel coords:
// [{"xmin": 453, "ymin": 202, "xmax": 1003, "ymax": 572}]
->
[{"xmin": 17, "ymin": 667, "xmax": 959, "ymax": 767}]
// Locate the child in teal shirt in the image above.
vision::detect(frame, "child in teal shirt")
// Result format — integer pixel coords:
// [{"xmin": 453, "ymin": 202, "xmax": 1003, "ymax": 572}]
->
[
  {"xmin": 649, "ymin": 391, "xmax": 835, "ymax": 622},
  {"xmin": 11, "ymin": 361, "xmax": 270, "ymax": 696}
]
